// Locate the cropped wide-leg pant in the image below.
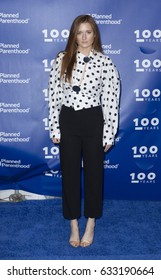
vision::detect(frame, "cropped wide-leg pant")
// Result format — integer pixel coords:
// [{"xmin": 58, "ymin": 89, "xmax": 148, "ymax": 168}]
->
[{"xmin": 59, "ymin": 105, "xmax": 104, "ymax": 220}]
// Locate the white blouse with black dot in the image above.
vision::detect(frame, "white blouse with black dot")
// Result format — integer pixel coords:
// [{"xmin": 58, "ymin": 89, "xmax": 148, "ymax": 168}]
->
[{"xmin": 48, "ymin": 50, "xmax": 120, "ymax": 146}]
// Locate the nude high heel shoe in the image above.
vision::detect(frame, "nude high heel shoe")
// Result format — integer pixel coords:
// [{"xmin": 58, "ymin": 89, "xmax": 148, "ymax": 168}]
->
[
  {"xmin": 80, "ymin": 218, "xmax": 95, "ymax": 247},
  {"xmin": 69, "ymin": 219, "xmax": 80, "ymax": 248}
]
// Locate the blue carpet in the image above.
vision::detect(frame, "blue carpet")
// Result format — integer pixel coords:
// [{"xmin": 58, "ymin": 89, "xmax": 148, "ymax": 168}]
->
[{"xmin": 0, "ymin": 199, "xmax": 161, "ymax": 260}]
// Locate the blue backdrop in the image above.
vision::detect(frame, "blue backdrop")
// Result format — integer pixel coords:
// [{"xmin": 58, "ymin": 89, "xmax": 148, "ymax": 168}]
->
[{"xmin": 0, "ymin": 0, "xmax": 161, "ymax": 199}]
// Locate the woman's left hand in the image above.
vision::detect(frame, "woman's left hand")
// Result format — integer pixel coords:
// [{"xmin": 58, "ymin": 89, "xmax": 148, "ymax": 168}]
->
[
  {"xmin": 104, "ymin": 144, "xmax": 112, "ymax": 152},
  {"xmin": 52, "ymin": 138, "xmax": 60, "ymax": 144}
]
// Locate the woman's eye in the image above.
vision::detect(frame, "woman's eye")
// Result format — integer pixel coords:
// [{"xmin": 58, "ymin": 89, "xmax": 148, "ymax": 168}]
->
[{"xmin": 77, "ymin": 31, "xmax": 92, "ymax": 35}]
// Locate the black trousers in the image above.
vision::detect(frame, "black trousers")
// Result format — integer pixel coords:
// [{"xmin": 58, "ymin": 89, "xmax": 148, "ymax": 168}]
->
[{"xmin": 59, "ymin": 105, "xmax": 104, "ymax": 220}]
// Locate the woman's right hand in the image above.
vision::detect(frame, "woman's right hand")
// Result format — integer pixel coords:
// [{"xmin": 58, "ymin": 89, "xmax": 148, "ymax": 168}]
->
[{"xmin": 52, "ymin": 138, "xmax": 60, "ymax": 144}]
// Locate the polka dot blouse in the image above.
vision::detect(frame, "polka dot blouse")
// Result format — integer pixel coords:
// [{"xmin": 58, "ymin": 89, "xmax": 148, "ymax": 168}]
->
[{"xmin": 48, "ymin": 50, "xmax": 120, "ymax": 146}]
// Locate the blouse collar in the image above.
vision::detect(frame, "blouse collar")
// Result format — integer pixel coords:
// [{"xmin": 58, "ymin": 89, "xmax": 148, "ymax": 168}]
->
[{"xmin": 76, "ymin": 49, "xmax": 95, "ymax": 61}]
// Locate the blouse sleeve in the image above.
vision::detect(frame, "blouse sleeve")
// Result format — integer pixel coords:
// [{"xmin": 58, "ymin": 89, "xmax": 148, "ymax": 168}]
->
[
  {"xmin": 48, "ymin": 53, "xmax": 64, "ymax": 139},
  {"xmin": 101, "ymin": 56, "xmax": 120, "ymax": 146}
]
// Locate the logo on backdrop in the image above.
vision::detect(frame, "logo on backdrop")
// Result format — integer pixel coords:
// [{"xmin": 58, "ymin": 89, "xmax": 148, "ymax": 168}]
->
[
  {"xmin": 0, "ymin": 43, "xmax": 30, "ymax": 55},
  {"xmin": 44, "ymin": 169, "xmax": 62, "ymax": 178},
  {"xmin": 102, "ymin": 44, "xmax": 122, "ymax": 55},
  {"xmin": 42, "ymin": 88, "xmax": 49, "ymax": 101},
  {"xmin": 0, "ymin": 73, "xmax": 30, "ymax": 84},
  {"xmin": 132, "ymin": 145, "xmax": 158, "ymax": 158},
  {"xmin": 43, "ymin": 146, "xmax": 59, "ymax": 160},
  {"xmin": 103, "ymin": 159, "xmax": 119, "ymax": 169},
  {"xmin": 115, "ymin": 136, "xmax": 121, "ymax": 143},
  {"xmin": 0, "ymin": 132, "xmax": 31, "ymax": 143},
  {"xmin": 0, "ymin": 158, "xmax": 31, "ymax": 168},
  {"xmin": 43, "ymin": 118, "xmax": 49, "ymax": 131},
  {"xmin": 134, "ymin": 59, "xmax": 161, "ymax": 72},
  {"xmin": 0, "ymin": 103, "xmax": 30, "ymax": 113},
  {"xmin": 134, "ymin": 89, "xmax": 161, "ymax": 102},
  {"xmin": 134, "ymin": 29, "xmax": 161, "ymax": 43},
  {"xmin": 0, "ymin": 12, "xmax": 30, "ymax": 24},
  {"xmin": 42, "ymin": 59, "xmax": 54, "ymax": 72},
  {"xmin": 133, "ymin": 117, "xmax": 159, "ymax": 130},
  {"xmin": 42, "ymin": 29, "xmax": 69, "ymax": 43},
  {"xmin": 130, "ymin": 172, "xmax": 156, "ymax": 184},
  {"xmin": 91, "ymin": 13, "xmax": 122, "ymax": 25}
]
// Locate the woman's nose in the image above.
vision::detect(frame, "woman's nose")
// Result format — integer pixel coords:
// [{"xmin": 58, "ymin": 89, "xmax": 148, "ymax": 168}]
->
[{"xmin": 82, "ymin": 33, "xmax": 86, "ymax": 40}]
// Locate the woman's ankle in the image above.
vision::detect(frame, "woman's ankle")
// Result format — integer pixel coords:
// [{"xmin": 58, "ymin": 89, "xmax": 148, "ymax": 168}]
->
[
  {"xmin": 86, "ymin": 218, "xmax": 95, "ymax": 227},
  {"xmin": 69, "ymin": 219, "xmax": 80, "ymax": 242},
  {"xmin": 70, "ymin": 219, "xmax": 78, "ymax": 227}
]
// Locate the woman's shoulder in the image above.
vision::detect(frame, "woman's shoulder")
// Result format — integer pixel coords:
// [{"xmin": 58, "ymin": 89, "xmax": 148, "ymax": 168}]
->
[
  {"xmin": 52, "ymin": 51, "xmax": 66, "ymax": 67},
  {"xmin": 55, "ymin": 51, "xmax": 66, "ymax": 60},
  {"xmin": 94, "ymin": 51, "xmax": 112, "ymax": 64}
]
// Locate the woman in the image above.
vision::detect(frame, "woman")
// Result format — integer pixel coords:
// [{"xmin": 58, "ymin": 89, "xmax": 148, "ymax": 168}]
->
[{"xmin": 48, "ymin": 15, "xmax": 120, "ymax": 247}]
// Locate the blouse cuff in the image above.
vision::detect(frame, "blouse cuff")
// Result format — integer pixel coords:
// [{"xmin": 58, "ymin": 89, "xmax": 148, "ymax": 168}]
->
[
  {"xmin": 103, "ymin": 137, "xmax": 114, "ymax": 147},
  {"xmin": 50, "ymin": 129, "xmax": 61, "ymax": 140}
]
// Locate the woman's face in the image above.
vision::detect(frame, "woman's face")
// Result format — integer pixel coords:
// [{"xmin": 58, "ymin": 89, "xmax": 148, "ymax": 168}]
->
[{"xmin": 76, "ymin": 22, "xmax": 95, "ymax": 54}]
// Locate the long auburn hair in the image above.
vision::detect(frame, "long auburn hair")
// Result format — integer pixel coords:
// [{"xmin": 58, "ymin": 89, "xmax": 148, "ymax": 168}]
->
[{"xmin": 60, "ymin": 15, "xmax": 103, "ymax": 82}]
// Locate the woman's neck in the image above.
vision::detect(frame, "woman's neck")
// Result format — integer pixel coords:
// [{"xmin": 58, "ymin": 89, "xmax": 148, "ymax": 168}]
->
[{"xmin": 77, "ymin": 47, "xmax": 92, "ymax": 56}]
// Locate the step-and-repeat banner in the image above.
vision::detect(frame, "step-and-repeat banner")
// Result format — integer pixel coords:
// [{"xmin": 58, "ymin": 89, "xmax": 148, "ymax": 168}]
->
[{"xmin": 0, "ymin": 0, "xmax": 161, "ymax": 199}]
